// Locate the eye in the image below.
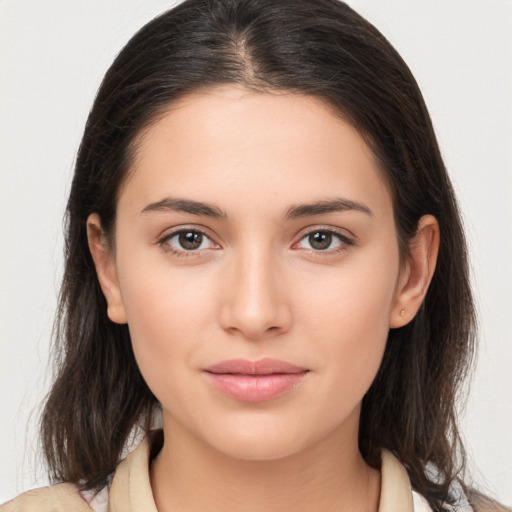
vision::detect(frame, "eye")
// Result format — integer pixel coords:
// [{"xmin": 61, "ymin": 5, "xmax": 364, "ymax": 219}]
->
[
  {"xmin": 295, "ymin": 229, "xmax": 352, "ymax": 253},
  {"xmin": 160, "ymin": 228, "xmax": 217, "ymax": 256}
]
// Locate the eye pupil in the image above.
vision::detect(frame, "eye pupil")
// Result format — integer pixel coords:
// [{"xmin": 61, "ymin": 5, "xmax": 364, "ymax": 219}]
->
[
  {"xmin": 309, "ymin": 231, "xmax": 332, "ymax": 250},
  {"xmin": 179, "ymin": 231, "xmax": 203, "ymax": 250}
]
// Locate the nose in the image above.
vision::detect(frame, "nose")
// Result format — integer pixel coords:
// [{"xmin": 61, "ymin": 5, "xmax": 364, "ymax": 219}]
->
[{"xmin": 219, "ymin": 245, "xmax": 293, "ymax": 341}]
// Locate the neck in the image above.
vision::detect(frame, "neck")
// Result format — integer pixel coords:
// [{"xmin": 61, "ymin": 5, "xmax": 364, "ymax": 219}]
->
[{"xmin": 150, "ymin": 411, "xmax": 381, "ymax": 512}]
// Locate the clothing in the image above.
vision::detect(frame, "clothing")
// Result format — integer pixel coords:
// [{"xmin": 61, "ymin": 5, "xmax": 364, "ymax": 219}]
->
[{"xmin": 1, "ymin": 434, "xmax": 471, "ymax": 512}]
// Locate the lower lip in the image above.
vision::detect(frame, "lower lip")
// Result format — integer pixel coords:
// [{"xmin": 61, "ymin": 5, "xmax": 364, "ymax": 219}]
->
[{"xmin": 203, "ymin": 371, "xmax": 309, "ymax": 402}]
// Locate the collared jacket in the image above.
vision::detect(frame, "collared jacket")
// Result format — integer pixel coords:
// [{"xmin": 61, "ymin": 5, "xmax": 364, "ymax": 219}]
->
[{"xmin": 1, "ymin": 435, "xmax": 504, "ymax": 512}]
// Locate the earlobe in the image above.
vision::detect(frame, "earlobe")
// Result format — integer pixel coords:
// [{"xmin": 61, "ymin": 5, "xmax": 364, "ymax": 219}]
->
[
  {"xmin": 86, "ymin": 213, "xmax": 127, "ymax": 324},
  {"xmin": 390, "ymin": 215, "xmax": 440, "ymax": 328}
]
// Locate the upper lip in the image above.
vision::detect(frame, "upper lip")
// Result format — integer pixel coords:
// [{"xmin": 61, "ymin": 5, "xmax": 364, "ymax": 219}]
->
[{"xmin": 203, "ymin": 357, "xmax": 309, "ymax": 375}]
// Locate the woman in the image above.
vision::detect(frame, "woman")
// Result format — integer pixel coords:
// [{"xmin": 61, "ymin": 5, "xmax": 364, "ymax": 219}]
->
[{"xmin": 1, "ymin": 0, "xmax": 508, "ymax": 510}]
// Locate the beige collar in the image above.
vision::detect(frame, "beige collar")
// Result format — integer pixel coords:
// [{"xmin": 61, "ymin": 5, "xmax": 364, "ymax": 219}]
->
[{"xmin": 108, "ymin": 435, "xmax": 414, "ymax": 512}]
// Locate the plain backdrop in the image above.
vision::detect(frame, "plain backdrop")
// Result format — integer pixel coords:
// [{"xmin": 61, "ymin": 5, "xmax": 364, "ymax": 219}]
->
[{"xmin": 1, "ymin": 0, "xmax": 511, "ymax": 505}]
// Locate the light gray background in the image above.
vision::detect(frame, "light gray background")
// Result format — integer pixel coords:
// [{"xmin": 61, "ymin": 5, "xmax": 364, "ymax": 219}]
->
[{"xmin": 1, "ymin": 0, "xmax": 511, "ymax": 505}]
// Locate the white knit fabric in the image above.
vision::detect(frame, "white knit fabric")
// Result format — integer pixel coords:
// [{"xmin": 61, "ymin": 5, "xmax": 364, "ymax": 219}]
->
[{"xmin": 413, "ymin": 490, "xmax": 434, "ymax": 511}]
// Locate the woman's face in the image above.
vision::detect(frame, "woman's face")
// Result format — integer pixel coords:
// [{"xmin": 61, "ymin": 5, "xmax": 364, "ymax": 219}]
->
[{"xmin": 94, "ymin": 86, "xmax": 411, "ymax": 460}]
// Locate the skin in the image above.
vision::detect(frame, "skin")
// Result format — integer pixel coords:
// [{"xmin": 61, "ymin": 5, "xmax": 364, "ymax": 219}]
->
[{"xmin": 88, "ymin": 86, "xmax": 439, "ymax": 512}]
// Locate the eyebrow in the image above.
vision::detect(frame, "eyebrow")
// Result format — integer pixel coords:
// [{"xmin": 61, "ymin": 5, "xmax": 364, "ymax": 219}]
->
[
  {"xmin": 141, "ymin": 198, "xmax": 227, "ymax": 219},
  {"xmin": 283, "ymin": 198, "xmax": 373, "ymax": 220},
  {"xmin": 141, "ymin": 196, "xmax": 373, "ymax": 220}
]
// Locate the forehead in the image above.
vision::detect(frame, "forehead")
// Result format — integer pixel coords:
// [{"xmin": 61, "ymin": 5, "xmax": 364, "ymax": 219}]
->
[{"xmin": 120, "ymin": 86, "xmax": 393, "ymax": 220}]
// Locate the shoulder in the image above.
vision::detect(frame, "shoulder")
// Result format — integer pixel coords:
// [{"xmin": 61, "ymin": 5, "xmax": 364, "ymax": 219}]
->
[
  {"xmin": 0, "ymin": 434, "xmax": 156, "ymax": 512},
  {"xmin": 0, "ymin": 483, "xmax": 92, "ymax": 512}
]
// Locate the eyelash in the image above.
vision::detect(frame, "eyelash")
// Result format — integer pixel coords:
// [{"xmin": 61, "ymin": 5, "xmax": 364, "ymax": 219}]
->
[
  {"xmin": 295, "ymin": 228, "xmax": 354, "ymax": 255},
  {"xmin": 158, "ymin": 226, "xmax": 354, "ymax": 258},
  {"xmin": 158, "ymin": 228, "xmax": 217, "ymax": 258}
]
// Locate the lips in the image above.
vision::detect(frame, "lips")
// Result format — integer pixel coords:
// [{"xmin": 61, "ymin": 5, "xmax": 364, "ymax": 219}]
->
[{"xmin": 203, "ymin": 357, "xmax": 310, "ymax": 402}]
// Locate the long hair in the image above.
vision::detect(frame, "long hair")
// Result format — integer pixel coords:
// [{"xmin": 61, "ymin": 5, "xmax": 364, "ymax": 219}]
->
[{"xmin": 40, "ymin": 1, "xmax": 476, "ymax": 509}]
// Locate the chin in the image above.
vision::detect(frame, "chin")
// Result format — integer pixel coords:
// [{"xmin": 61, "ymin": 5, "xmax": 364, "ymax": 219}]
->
[
  {"xmin": 212, "ymin": 434, "xmax": 308, "ymax": 462},
  {"xmin": 196, "ymin": 416, "xmax": 335, "ymax": 463}
]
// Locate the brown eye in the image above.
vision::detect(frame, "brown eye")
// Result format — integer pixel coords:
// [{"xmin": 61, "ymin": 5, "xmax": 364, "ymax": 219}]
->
[
  {"xmin": 178, "ymin": 231, "xmax": 203, "ymax": 250},
  {"xmin": 296, "ymin": 229, "xmax": 351, "ymax": 253},
  {"xmin": 308, "ymin": 231, "xmax": 333, "ymax": 250},
  {"xmin": 161, "ymin": 229, "xmax": 216, "ymax": 255}
]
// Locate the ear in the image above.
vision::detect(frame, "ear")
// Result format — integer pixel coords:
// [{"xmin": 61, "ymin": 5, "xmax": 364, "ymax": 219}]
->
[
  {"xmin": 87, "ymin": 213, "xmax": 127, "ymax": 324},
  {"xmin": 390, "ymin": 214, "xmax": 440, "ymax": 328}
]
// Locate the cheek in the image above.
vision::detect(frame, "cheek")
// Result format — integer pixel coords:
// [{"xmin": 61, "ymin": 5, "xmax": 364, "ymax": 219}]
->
[
  {"xmin": 299, "ymin": 251, "xmax": 399, "ymax": 392},
  {"xmin": 114, "ymin": 252, "xmax": 218, "ymax": 392},
  {"xmin": 300, "ymin": 253, "xmax": 398, "ymax": 335}
]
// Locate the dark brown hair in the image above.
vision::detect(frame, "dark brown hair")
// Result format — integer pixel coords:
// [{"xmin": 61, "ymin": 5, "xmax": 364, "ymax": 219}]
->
[{"xmin": 41, "ymin": 1, "xmax": 476, "ymax": 510}]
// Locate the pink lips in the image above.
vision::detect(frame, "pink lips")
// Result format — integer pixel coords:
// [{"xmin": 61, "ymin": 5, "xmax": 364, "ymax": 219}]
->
[{"xmin": 203, "ymin": 358, "xmax": 309, "ymax": 402}]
